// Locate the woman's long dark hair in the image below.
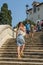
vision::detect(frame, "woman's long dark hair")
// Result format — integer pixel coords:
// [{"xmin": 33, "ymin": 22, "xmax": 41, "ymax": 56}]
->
[{"xmin": 18, "ymin": 22, "xmax": 22, "ymax": 28}]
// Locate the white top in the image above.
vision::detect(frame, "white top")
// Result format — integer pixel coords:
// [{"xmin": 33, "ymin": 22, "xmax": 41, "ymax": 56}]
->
[{"xmin": 17, "ymin": 27, "xmax": 26, "ymax": 36}]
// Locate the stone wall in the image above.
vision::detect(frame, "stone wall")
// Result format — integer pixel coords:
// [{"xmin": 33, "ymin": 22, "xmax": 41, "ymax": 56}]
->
[{"xmin": 0, "ymin": 25, "xmax": 16, "ymax": 47}]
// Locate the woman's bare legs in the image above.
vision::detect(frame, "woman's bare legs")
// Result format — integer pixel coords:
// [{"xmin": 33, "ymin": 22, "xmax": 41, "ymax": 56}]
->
[
  {"xmin": 21, "ymin": 44, "xmax": 25, "ymax": 56},
  {"xmin": 17, "ymin": 46, "xmax": 21, "ymax": 59}
]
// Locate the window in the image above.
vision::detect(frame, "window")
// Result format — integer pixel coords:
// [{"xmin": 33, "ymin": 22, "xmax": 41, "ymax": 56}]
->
[
  {"xmin": 37, "ymin": 7, "xmax": 40, "ymax": 11},
  {"xmin": 38, "ymin": 15, "xmax": 40, "ymax": 19},
  {"xmin": 33, "ymin": 5, "xmax": 36, "ymax": 13}
]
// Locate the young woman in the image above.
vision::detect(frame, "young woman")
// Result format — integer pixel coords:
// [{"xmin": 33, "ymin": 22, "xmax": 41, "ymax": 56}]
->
[{"xmin": 16, "ymin": 22, "xmax": 26, "ymax": 59}]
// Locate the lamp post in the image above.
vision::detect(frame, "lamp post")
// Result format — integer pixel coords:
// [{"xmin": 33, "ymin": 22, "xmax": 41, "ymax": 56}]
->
[
  {"xmin": 12, "ymin": 27, "xmax": 14, "ymax": 38},
  {"xmin": 26, "ymin": 4, "xmax": 29, "ymax": 21}
]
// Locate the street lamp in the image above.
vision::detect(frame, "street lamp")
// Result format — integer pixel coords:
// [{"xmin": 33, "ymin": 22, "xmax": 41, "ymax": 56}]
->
[
  {"xmin": 26, "ymin": 4, "xmax": 29, "ymax": 21},
  {"xmin": 12, "ymin": 27, "xmax": 14, "ymax": 38}
]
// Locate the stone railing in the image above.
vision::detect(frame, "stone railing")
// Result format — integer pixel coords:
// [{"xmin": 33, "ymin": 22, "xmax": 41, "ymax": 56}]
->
[{"xmin": 0, "ymin": 25, "xmax": 16, "ymax": 48}]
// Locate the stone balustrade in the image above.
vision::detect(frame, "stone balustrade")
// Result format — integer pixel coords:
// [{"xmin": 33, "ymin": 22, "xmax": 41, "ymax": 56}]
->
[{"xmin": 0, "ymin": 25, "xmax": 16, "ymax": 48}]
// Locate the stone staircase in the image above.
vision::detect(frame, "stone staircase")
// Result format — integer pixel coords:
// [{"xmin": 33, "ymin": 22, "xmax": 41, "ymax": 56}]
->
[{"xmin": 0, "ymin": 31, "xmax": 43, "ymax": 65}]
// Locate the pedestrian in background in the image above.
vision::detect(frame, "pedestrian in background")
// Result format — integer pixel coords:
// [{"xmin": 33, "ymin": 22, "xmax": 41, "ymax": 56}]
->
[
  {"xmin": 31, "ymin": 24, "xmax": 35, "ymax": 40},
  {"xmin": 37, "ymin": 21, "xmax": 41, "ymax": 31},
  {"xmin": 25, "ymin": 21, "xmax": 31, "ymax": 38}
]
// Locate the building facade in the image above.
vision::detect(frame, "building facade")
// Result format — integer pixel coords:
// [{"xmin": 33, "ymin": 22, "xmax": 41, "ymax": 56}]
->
[{"xmin": 27, "ymin": 1, "xmax": 43, "ymax": 23}]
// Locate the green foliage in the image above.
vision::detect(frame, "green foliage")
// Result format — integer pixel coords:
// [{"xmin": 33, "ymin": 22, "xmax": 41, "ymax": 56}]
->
[
  {"xmin": 0, "ymin": 3, "xmax": 12, "ymax": 26},
  {"xmin": 23, "ymin": 19, "xmax": 36, "ymax": 26},
  {"xmin": 16, "ymin": 19, "xmax": 36, "ymax": 28}
]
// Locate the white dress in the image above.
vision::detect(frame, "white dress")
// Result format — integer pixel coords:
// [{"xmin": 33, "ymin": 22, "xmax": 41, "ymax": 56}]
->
[{"xmin": 16, "ymin": 29, "xmax": 25, "ymax": 46}]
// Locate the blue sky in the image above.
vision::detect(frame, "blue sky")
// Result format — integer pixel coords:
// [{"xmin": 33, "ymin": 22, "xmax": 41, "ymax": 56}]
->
[{"xmin": 0, "ymin": 0, "xmax": 43, "ymax": 27}]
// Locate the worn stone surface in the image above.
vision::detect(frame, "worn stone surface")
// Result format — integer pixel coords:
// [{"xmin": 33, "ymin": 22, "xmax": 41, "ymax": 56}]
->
[{"xmin": 0, "ymin": 31, "xmax": 43, "ymax": 65}]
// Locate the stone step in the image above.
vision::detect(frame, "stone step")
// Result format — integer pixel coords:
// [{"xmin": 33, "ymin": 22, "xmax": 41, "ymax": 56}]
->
[
  {"xmin": 1, "ymin": 45, "xmax": 43, "ymax": 47},
  {"xmin": 26, "ymin": 45, "xmax": 43, "ymax": 47},
  {"xmin": 0, "ymin": 61, "xmax": 43, "ymax": 65},
  {"xmin": 26, "ymin": 40, "xmax": 42, "ymax": 43},
  {"xmin": 9, "ymin": 40, "xmax": 42, "ymax": 43},
  {"xmin": 0, "ymin": 49, "xmax": 43, "ymax": 52},
  {"xmin": 1, "ymin": 48, "xmax": 43, "ymax": 50},
  {"xmin": 0, "ymin": 47, "xmax": 43, "ymax": 51},
  {"xmin": 2, "ymin": 44, "xmax": 43, "ymax": 47},
  {"xmin": 2, "ymin": 42, "xmax": 43, "ymax": 47},
  {"xmin": 0, "ymin": 58, "xmax": 43, "ymax": 62},
  {"xmin": 2, "ymin": 46, "xmax": 43, "ymax": 48},
  {"xmin": 0, "ymin": 51, "xmax": 43, "ymax": 56},
  {"xmin": 26, "ymin": 42, "xmax": 43, "ymax": 44},
  {"xmin": 0, "ymin": 47, "xmax": 43, "ymax": 49},
  {"xmin": 0, "ymin": 47, "xmax": 17, "ymax": 49},
  {"xmin": 0, "ymin": 48, "xmax": 43, "ymax": 52},
  {"xmin": 25, "ymin": 47, "xmax": 43, "ymax": 50},
  {"xmin": 0, "ymin": 51, "xmax": 43, "ymax": 57},
  {"xmin": 1, "ymin": 47, "xmax": 43, "ymax": 50},
  {"xmin": 0, "ymin": 54, "xmax": 43, "ymax": 59},
  {"xmin": 3, "ymin": 42, "xmax": 43, "ymax": 45},
  {"xmin": 0, "ymin": 63, "xmax": 43, "ymax": 65},
  {"xmin": 1, "ymin": 46, "xmax": 43, "ymax": 49}
]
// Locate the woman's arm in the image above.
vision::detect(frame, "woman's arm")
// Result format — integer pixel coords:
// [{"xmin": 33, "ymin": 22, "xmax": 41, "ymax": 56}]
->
[{"xmin": 19, "ymin": 27, "xmax": 25, "ymax": 32}]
